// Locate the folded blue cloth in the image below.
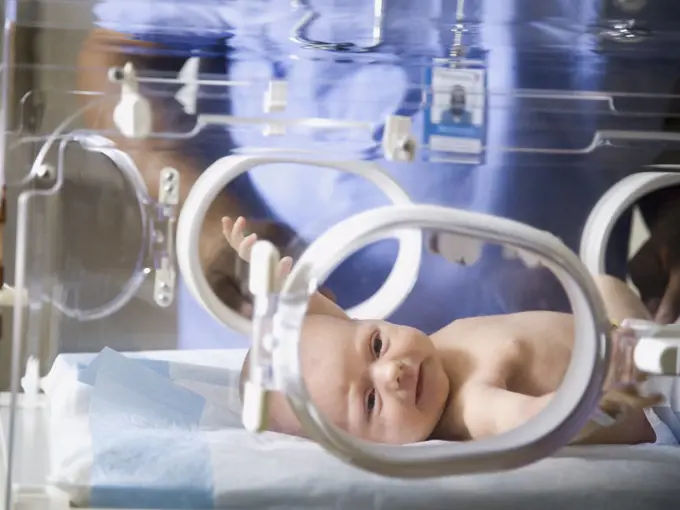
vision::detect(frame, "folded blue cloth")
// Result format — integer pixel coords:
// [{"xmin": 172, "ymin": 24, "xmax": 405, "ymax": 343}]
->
[{"xmin": 78, "ymin": 348, "xmax": 242, "ymax": 508}]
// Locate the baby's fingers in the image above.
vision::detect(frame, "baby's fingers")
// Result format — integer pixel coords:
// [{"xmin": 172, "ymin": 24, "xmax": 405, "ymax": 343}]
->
[
  {"xmin": 272, "ymin": 257, "xmax": 293, "ymax": 292},
  {"xmin": 276, "ymin": 256, "xmax": 293, "ymax": 281},
  {"xmin": 232, "ymin": 216, "xmax": 249, "ymax": 246},
  {"xmin": 221, "ymin": 216, "xmax": 240, "ymax": 249},
  {"xmin": 639, "ymin": 393, "xmax": 665, "ymax": 408},
  {"xmin": 238, "ymin": 233, "xmax": 258, "ymax": 262},
  {"xmin": 626, "ymin": 389, "xmax": 665, "ymax": 409},
  {"xmin": 222, "ymin": 216, "xmax": 252, "ymax": 253},
  {"xmin": 221, "ymin": 216, "xmax": 233, "ymax": 237},
  {"xmin": 606, "ymin": 387, "xmax": 665, "ymax": 410}
]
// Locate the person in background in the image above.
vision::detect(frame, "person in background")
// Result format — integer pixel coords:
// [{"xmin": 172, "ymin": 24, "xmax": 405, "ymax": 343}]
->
[{"xmin": 77, "ymin": 0, "xmax": 680, "ymax": 350}]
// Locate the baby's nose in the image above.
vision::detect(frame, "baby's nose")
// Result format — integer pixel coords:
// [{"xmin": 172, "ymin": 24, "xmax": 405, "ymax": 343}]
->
[{"xmin": 373, "ymin": 359, "xmax": 408, "ymax": 393}]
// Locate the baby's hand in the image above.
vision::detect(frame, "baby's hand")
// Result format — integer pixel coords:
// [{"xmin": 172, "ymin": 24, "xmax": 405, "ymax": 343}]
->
[
  {"xmin": 602, "ymin": 325, "xmax": 664, "ymax": 413},
  {"xmin": 222, "ymin": 216, "xmax": 294, "ymax": 283},
  {"xmin": 599, "ymin": 377, "xmax": 664, "ymax": 419}
]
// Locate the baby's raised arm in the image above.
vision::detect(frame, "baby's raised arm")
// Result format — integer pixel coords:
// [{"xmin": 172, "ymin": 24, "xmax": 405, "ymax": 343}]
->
[{"xmin": 222, "ymin": 216, "xmax": 349, "ymax": 320}]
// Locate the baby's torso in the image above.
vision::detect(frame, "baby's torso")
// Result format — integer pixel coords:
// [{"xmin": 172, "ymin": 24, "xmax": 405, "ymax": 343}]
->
[
  {"xmin": 433, "ymin": 311, "xmax": 576, "ymax": 397},
  {"xmin": 433, "ymin": 312, "xmax": 660, "ymax": 445}
]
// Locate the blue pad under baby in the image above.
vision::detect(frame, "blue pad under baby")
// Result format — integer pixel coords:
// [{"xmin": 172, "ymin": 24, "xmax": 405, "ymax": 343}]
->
[
  {"xmin": 643, "ymin": 376, "xmax": 680, "ymax": 446},
  {"xmin": 77, "ymin": 348, "xmax": 242, "ymax": 509}
]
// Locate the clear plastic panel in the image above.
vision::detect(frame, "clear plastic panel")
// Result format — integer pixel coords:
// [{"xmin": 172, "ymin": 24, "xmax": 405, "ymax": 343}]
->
[
  {"xmin": 241, "ymin": 205, "xmax": 611, "ymax": 477},
  {"xmin": 3, "ymin": 0, "xmax": 680, "ymax": 507}
]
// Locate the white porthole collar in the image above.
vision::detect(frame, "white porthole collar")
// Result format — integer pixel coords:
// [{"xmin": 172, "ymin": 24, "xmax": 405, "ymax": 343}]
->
[
  {"xmin": 274, "ymin": 204, "xmax": 610, "ymax": 478},
  {"xmin": 176, "ymin": 154, "xmax": 423, "ymax": 335},
  {"xmin": 580, "ymin": 171, "xmax": 680, "ymax": 275}
]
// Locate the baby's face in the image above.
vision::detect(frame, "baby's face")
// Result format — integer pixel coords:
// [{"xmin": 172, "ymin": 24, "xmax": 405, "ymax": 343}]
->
[{"xmin": 298, "ymin": 315, "xmax": 450, "ymax": 444}]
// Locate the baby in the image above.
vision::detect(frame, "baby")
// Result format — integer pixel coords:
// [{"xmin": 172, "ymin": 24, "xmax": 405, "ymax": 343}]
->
[{"xmin": 223, "ymin": 216, "xmax": 664, "ymax": 446}]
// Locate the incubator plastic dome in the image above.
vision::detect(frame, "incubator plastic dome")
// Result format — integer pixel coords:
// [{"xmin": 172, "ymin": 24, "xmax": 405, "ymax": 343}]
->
[
  {"xmin": 225, "ymin": 204, "xmax": 614, "ymax": 477},
  {"xmin": 8, "ymin": 126, "xmax": 180, "ymax": 322},
  {"xmin": 176, "ymin": 154, "xmax": 423, "ymax": 336},
  {"xmin": 48, "ymin": 134, "xmax": 149, "ymax": 319},
  {"xmin": 4, "ymin": 0, "xmax": 680, "ymax": 508}
]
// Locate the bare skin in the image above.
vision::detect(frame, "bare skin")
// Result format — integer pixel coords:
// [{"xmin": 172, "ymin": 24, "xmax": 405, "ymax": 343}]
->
[
  {"xmin": 226, "ymin": 216, "xmax": 661, "ymax": 446},
  {"xmin": 429, "ymin": 311, "xmax": 657, "ymax": 444}
]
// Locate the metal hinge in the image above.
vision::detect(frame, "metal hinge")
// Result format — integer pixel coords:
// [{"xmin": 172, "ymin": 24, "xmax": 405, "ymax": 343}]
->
[{"xmin": 146, "ymin": 168, "xmax": 179, "ymax": 307}]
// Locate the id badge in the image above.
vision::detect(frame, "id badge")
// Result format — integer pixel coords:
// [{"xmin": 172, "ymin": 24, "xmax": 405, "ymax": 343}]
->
[{"xmin": 423, "ymin": 55, "xmax": 488, "ymax": 164}]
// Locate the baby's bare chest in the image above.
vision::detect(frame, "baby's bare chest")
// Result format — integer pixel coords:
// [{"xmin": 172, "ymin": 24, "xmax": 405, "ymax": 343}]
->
[{"xmin": 436, "ymin": 312, "xmax": 576, "ymax": 395}]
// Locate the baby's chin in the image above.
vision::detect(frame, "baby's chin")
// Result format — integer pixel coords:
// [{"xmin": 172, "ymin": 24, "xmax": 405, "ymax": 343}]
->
[
  {"xmin": 426, "ymin": 355, "xmax": 452, "ymax": 425},
  {"xmin": 378, "ymin": 425, "xmax": 435, "ymax": 445}
]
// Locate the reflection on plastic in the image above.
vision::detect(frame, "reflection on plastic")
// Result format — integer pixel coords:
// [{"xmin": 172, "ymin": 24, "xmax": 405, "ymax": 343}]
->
[{"xmin": 290, "ymin": 0, "xmax": 386, "ymax": 52}]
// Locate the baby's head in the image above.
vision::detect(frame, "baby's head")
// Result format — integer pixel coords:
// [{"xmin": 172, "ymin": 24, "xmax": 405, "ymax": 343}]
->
[{"xmin": 240, "ymin": 315, "xmax": 450, "ymax": 444}]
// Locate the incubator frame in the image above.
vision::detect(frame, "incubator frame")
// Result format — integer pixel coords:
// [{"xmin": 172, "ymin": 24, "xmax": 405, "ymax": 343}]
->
[
  {"xmin": 110, "ymin": 59, "xmax": 680, "ymax": 164},
  {"xmin": 580, "ymin": 169, "xmax": 680, "ymax": 275},
  {"xmin": 176, "ymin": 155, "xmax": 423, "ymax": 335},
  {"xmin": 581, "ymin": 169, "xmax": 680, "ymax": 375},
  {"xmin": 290, "ymin": 0, "xmax": 386, "ymax": 52},
  {"xmin": 247, "ymin": 204, "xmax": 612, "ymax": 477},
  {"xmin": 25, "ymin": 129, "xmax": 179, "ymax": 319},
  {"xmin": 3, "ymin": 3, "xmax": 680, "ymax": 502}
]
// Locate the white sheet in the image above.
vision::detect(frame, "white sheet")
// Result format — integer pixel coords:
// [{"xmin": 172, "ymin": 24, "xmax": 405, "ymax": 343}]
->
[{"xmin": 42, "ymin": 349, "xmax": 680, "ymax": 510}]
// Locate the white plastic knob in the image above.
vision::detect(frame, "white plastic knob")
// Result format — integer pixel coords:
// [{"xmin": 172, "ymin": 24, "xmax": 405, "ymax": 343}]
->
[
  {"xmin": 264, "ymin": 80, "xmax": 288, "ymax": 113},
  {"xmin": 176, "ymin": 57, "xmax": 200, "ymax": 115},
  {"xmin": 382, "ymin": 115, "xmax": 417, "ymax": 162},
  {"xmin": 430, "ymin": 233, "xmax": 482, "ymax": 266},
  {"xmin": 634, "ymin": 337, "xmax": 680, "ymax": 376},
  {"xmin": 242, "ymin": 381, "xmax": 269, "ymax": 432},
  {"xmin": 249, "ymin": 241, "xmax": 281, "ymax": 296},
  {"xmin": 112, "ymin": 63, "xmax": 152, "ymax": 139},
  {"xmin": 114, "ymin": 93, "xmax": 152, "ymax": 139}
]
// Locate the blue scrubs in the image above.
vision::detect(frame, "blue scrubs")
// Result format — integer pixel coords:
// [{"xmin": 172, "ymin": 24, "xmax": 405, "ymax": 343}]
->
[{"xmin": 93, "ymin": 0, "xmax": 680, "ymax": 347}]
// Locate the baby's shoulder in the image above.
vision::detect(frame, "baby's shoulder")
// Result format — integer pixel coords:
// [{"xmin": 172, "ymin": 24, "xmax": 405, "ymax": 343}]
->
[
  {"xmin": 434, "ymin": 316, "xmax": 524, "ymax": 383},
  {"xmin": 435, "ymin": 314, "xmax": 526, "ymax": 356}
]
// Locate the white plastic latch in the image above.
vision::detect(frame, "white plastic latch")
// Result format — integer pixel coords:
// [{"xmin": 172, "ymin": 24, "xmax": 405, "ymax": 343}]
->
[
  {"xmin": 264, "ymin": 80, "xmax": 288, "ymax": 113},
  {"xmin": 176, "ymin": 57, "xmax": 200, "ymax": 115},
  {"xmin": 634, "ymin": 337, "xmax": 680, "ymax": 376},
  {"xmin": 111, "ymin": 62, "xmax": 152, "ymax": 139},
  {"xmin": 0, "ymin": 283, "xmax": 16, "ymax": 306},
  {"xmin": 249, "ymin": 241, "xmax": 282, "ymax": 296},
  {"xmin": 242, "ymin": 381, "xmax": 269, "ymax": 433},
  {"xmin": 382, "ymin": 115, "xmax": 417, "ymax": 162},
  {"xmin": 20, "ymin": 356, "xmax": 41, "ymax": 401},
  {"xmin": 243, "ymin": 240, "xmax": 282, "ymax": 433},
  {"xmin": 263, "ymin": 80, "xmax": 288, "ymax": 137},
  {"xmin": 502, "ymin": 246, "xmax": 543, "ymax": 268},
  {"xmin": 429, "ymin": 233, "xmax": 482, "ymax": 266},
  {"xmin": 621, "ymin": 320, "xmax": 680, "ymax": 376}
]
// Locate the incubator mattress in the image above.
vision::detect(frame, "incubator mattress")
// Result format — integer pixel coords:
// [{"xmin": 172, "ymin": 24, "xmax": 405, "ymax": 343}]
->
[{"xmin": 35, "ymin": 349, "xmax": 680, "ymax": 510}]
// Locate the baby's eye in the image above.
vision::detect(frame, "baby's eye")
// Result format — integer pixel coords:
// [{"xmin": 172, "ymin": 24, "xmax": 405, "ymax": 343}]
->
[
  {"xmin": 366, "ymin": 389, "xmax": 377, "ymax": 414},
  {"xmin": 371, "ymin": 333, "xmax": 383, "ymax": 357}
]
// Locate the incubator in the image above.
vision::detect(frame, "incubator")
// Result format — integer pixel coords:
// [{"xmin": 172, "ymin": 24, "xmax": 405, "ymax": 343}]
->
[{"xmin": 2, "ymin": 0, "xmax": 680, "ymax": 509}]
